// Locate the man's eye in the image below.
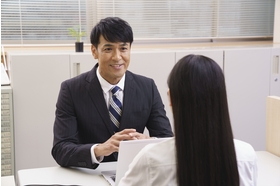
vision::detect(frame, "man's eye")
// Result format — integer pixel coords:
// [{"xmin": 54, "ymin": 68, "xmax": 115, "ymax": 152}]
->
[
  {"xmin": 121, "ymin": 47, "xmax": 128, "ymax": 51},
  {"xmin": 104, "ymin": 48, "xmax": 112, "ymax": 51}
]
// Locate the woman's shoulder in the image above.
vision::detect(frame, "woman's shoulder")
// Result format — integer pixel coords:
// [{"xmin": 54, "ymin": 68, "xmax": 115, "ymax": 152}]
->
[
  {"xmin": 233, "ymin": 139, "xmax": 257, "ymax": 161},
  {"xmin": 145, "ymin": 137, "xmax": 175, "ymax": 151},
  {"xmin": 141, "ymin": 137, "xmax": 176, "ymax": 163}
]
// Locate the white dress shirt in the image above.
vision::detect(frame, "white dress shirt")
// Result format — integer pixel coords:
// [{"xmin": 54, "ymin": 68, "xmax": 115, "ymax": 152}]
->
[
  {"xmin": 119, "ymin": 138, "xmax": 258, "ymax": 186},
  {"xmin": 90, "ymin": 67, "xmax": 125, "ymax": 164}
]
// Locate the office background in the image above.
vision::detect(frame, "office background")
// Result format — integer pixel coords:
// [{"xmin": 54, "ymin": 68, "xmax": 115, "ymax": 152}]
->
[{"xmin": 1, "ymin": 0, "xmax": 280, "ymax": 178}]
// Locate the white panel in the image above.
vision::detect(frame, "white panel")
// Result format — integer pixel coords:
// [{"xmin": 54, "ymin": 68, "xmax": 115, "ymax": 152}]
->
[
  {"xmin": 70, "ymin": 52, "xmax": 98, "ymax": 77},
  {"xmin": 9, "ymin": 53, "xmax": 70, "ymax": 173},
  {"xmin": 129, "ymin": 51, "xmax": 176, "ymax": 132},
  {"xmin": 175, "ymin": 49, "xmax": 224, "ymax": 70},
  {"xmin": 270, "ymin": 47, "xmax": 280, "ymax": 96},
  {"xmin": 224, "ymin": 48, "xmax": 270, "ymax": 150}
]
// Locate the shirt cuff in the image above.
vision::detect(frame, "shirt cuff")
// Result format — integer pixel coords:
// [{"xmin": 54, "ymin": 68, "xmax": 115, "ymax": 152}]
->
[{"xmin": 90, "ymin": 144, "xmax": 104, "ymax": 164}]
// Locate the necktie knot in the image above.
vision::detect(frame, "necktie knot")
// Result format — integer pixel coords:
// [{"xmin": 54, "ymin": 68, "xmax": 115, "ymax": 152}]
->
[{"xmin": 111, "ymin": 86, "xmax": 120, "ymax": 95}]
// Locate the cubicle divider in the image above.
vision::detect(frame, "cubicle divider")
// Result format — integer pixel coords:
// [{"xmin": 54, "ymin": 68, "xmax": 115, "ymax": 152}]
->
[{"xmin": 266, "ymin": 96, "xmax": 280, "ymax": 157}]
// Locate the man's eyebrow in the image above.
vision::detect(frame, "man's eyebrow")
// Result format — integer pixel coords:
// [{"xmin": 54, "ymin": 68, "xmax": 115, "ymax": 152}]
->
[
  {"xmin": 103, "ymin": 43, "xmax": 114, "ymax": 47},
  {"xmin": 102, "ymin": 42, "xmax": 128, "ymax": 47}
]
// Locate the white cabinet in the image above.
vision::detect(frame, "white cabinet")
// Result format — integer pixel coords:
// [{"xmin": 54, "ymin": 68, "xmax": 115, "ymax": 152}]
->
[
  {"xmin": 70, "ymin": 52, "xmax": 97, "ymax": 77},
  {"xmin": 8, "ymin": 51, "xmax": 176, "ymax": 174},
  {"xmin": 176, "ymin": 49, "xmax": 224, "ymax": 69},
  {"xmin": 224, "ymin": 48, "xmax": 271, "ymax": 150},
  {"xmin": 7, "ymin": 46, "xmax": 277, "ymax": 174},
  {"xmin": 270, "ymin": 47, "xmax": 280, "ymax": 96},
  {"xmin": 9, "ymin": 53, "xmax": 70, "ymax": 173}
]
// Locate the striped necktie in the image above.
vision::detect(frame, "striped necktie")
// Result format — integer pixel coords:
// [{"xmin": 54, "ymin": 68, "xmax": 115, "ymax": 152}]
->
[{"xmin": 109, "ymin": 86, "xmax": 122, "ymax": 132}]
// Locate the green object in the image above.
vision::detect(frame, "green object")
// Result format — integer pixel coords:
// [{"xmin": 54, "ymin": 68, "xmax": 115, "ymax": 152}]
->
[{"xmin": 68, "ymin": 27, "xmax": 86, "ymax": 42}]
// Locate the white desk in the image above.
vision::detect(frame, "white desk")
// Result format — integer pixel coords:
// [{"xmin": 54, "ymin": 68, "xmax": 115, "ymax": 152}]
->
[
  {"xmin": 1, "ymin": 176, "xmax": 16, "ymax": 186},
  {"xmin": 17, "ymin": 162, "xmax": 117, "ymax": 186},
  {"xmin": 17, "ymin": 152, "xmax": 280, "ymax": 186},
  {"xmin": 256, "ymin": 151, "xmax": 280, "ymax": 186}
]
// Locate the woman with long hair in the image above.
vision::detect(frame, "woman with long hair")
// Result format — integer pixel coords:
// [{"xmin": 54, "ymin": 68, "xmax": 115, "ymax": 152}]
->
[{"xmin": 119, "ymin": 54, "xmax": 258, "ymax": 186}]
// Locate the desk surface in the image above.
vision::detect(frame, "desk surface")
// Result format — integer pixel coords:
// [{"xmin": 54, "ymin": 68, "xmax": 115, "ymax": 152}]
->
[
  {"xmin": 256, "ymin": 151, "xmax": 280, "ymax": 186},
  {"xmin": 1, "ymin": 176, "xmax": 16, "ymax": 186},
  {"xmin": 17, "ymin": 162, "xmax": 117, "ymax": 186},
  {"xmin": 17, "ymin": 151, "xmax": 280, "ymax": 186}
]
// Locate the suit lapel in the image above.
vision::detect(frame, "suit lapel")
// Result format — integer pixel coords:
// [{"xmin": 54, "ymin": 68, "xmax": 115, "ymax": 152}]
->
[
  {"xmin": 85, "ymin": 64, "xmax": 114, "ymax": 136},
  {"xmin": 120, "ymin": 71, "xmax": 137, "ymax": 130}
]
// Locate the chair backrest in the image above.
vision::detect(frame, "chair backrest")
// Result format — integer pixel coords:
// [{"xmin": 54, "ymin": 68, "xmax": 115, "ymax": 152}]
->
[{"xmin": 266, "ymin": 96, "xmax": 280, "ymax": 157}]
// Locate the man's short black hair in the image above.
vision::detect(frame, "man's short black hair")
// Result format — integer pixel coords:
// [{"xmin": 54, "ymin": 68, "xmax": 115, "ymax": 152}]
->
[{"xmin": 90, "ymin": 17, "xmax": 133, "ymax": 48}]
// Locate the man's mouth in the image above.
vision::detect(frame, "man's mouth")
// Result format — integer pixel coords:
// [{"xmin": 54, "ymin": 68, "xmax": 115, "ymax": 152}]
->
[
  {"xmin": 111, "ymin": 64, "xmax": 122, "ymax": 67},
  {"xmin": 110, "ymin": 64, "xmax": 123, "ymax": 70}
]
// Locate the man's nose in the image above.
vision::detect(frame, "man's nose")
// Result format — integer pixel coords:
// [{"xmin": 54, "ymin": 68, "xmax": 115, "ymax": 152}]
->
[{"xmin": 112, "ymin": 50, "xmax": 121, "ymax": 61}]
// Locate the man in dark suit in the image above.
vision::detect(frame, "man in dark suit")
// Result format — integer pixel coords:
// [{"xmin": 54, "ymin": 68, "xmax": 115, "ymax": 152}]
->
[{"xmin": 52, "ymin": 17, "xmax": 173, "ymax": 169}]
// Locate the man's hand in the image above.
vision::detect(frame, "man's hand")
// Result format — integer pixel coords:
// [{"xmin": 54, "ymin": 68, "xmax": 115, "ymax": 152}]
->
[
  {"xmin": 128, "ymin": 132, "xmax": 150, "ymax": 140},
  {"xmin": 94, "ymin": 129, "xmax": 149, "ymax": 157}
]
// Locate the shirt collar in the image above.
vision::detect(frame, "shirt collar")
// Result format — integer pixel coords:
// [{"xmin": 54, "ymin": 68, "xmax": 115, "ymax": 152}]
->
[{"xmin": 96, "ymin": 66, "xmax": 125, "ymax": 93}]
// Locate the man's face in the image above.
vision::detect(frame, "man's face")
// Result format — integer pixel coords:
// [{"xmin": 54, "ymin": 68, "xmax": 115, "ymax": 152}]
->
[{"xmin": 91, "ymin": 35, "xmax": 131, "ymax": 85}]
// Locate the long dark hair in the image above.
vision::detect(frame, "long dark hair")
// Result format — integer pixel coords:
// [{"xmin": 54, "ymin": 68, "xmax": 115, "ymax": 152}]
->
[{"xmin": 168, "ymin": 54, "xmax": 239, "ymax": 186}]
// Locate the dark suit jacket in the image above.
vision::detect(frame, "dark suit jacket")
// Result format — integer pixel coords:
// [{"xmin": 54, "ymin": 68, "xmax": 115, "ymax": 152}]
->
[{"xmin": 52, "ymin": 63, "xmax": 173, "ymax": 169}]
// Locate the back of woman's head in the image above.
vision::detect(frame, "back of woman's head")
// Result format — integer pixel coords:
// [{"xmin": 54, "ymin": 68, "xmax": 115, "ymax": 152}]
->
[{"xmin": 168, "ymin": 54, "xmax": 239, "ymax": 186}]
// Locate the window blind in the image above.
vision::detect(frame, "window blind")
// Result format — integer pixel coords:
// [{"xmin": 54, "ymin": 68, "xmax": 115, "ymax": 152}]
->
[
  {"xmin": 1, "ymin": 0, "xmax": 275, "ymax": 45},
  {"xmin": 1, "ymin": 0, "xmax": 87, "ymax": 44},
  {"xmin": 95, "ymin": 0, "xmax": 275, "ymax": 39},
  {"xmin": 217, "ymin": 0, "xmax": 275, "ymax": 37}
]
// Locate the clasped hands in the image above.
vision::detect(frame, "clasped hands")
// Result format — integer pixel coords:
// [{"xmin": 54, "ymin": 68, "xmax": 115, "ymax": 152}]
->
[{"xmin": 94, "ymin": 129, "xmax": 150, "ymax": 157}]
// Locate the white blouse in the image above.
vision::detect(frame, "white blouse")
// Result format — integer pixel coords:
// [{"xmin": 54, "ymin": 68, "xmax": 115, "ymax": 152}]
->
[{"xmin": 118, "ymin": 138, "xmax": 258, "ymax": 186}]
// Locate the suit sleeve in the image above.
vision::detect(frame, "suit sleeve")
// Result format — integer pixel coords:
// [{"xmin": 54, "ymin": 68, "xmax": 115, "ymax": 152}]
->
[
  {"xmin": 146, "ymin": 80, "xmax": 173, "ymax": 137},
  {"xmin": 51, "ymin": 81, "xmax": 99, "ymax": 169}
]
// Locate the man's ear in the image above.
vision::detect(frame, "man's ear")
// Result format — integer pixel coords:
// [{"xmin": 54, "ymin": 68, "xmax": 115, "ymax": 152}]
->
[{"xmin": 91, "ymin": 45, "xmax": 98, "ymax": 59}]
